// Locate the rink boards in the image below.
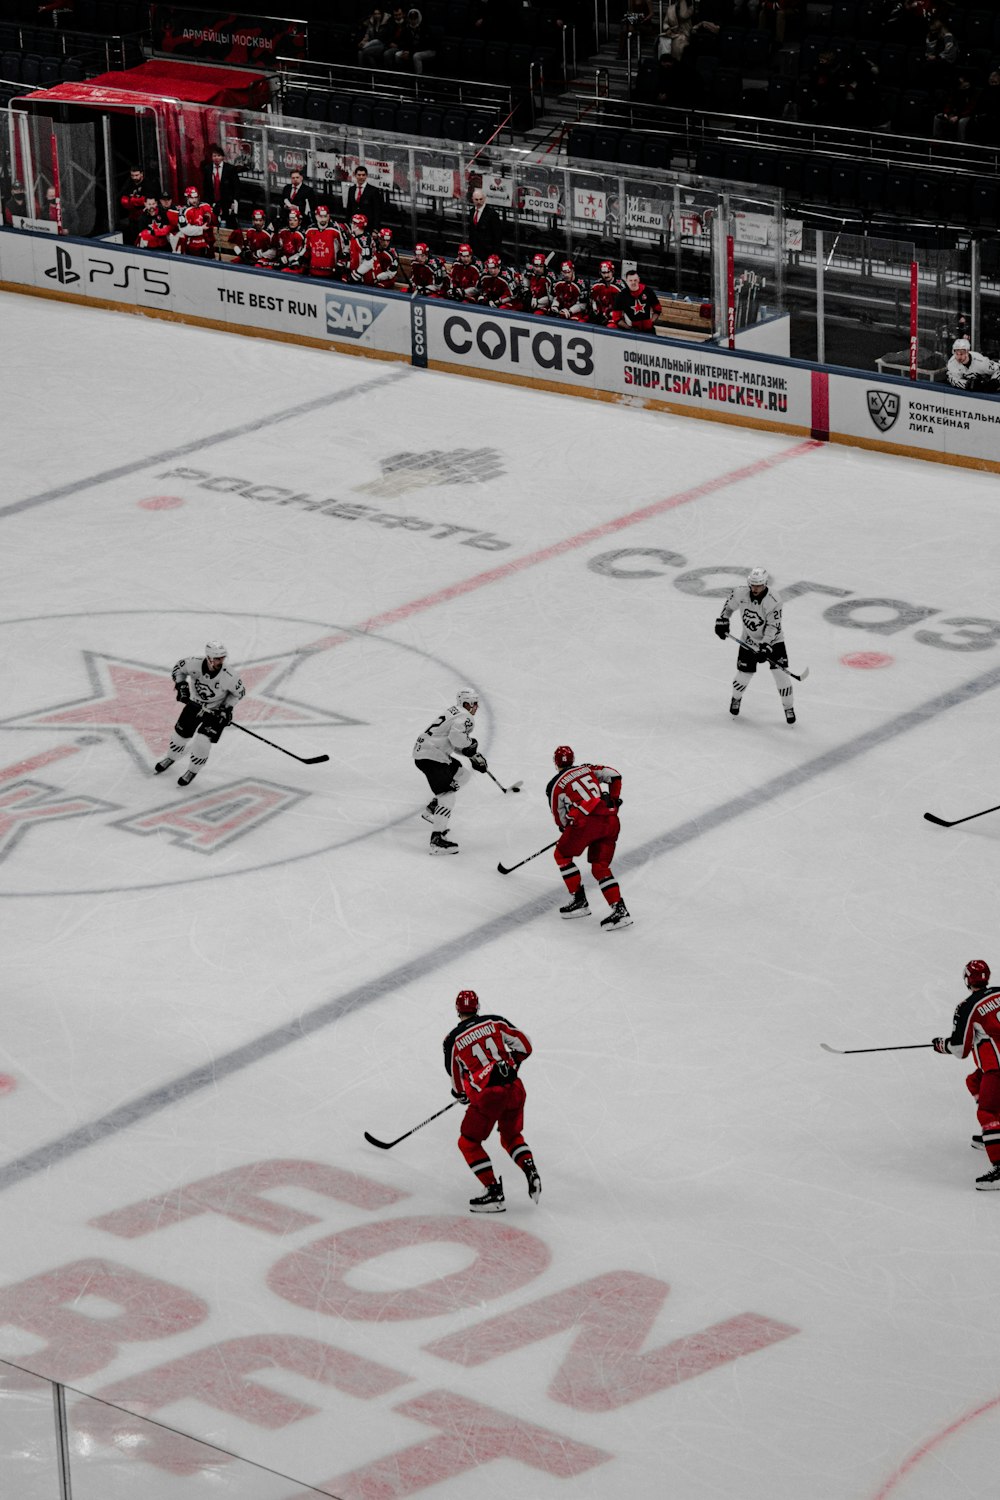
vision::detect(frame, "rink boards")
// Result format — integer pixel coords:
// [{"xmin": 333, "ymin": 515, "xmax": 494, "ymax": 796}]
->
[{"xmin": 2, "ymin": 225, "xmax": 998, "ymax": 473}]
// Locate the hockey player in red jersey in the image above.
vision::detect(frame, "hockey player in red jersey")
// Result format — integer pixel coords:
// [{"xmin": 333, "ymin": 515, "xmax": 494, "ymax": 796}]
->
[
  {"xmin": 343, "ymin": 213, "xmax": 376, "ymax": 283},
  {"xmin": 546, "ymin": 745, "xmax": 632, "ymax": 930},
  {"xmin": 589, "ymin": 259, "xmax": 626, "ymax": 325},
  {"xmin": 933, "ymin": 959, "xmax": 1000, "ymax": 1189},
  {"xmin": 373, "ymin": 226, "xmax": 399, "ymax": 289},
  {"xmin": 175, "ymin": 187, "xmax": 215, "ymax": 257},
  {"xmin": 231, "ymin": 208, "xmax": 277, "ymax": 268},
  {"xmin": 276, "ymin": 207, "xmax": 307, "ymax": 272},
  {"xmin": 135, "ymin": 196, "xmax": 175, "ymax": 253},
  {"xmin": 610, "ymin": 268, "xmax": 662, "ymax": 332},
  {"xmin": 448, "ymin": 243, "xmax": 482, "ymax": 301},
  {"xmin": 478, "ymin": 253, "xmax": 518, "ymax": 310},
  {"xmin": 304, "ymin": 204, "xmax": 339, "ymax": 279},
  {"xmin": 408, "ymin": 241, "xmax": 449, "ymax": 297},
  {"xmin": 550, "ymin": 258, "xmax": 588, "ymax": 321},
  {"xmin": 443, "ymin": 989, "xmax": 541, "ymax": 1213},
  {"xmin": 524, "ymin": 252, "xmax": 554, "ymax": 315}
]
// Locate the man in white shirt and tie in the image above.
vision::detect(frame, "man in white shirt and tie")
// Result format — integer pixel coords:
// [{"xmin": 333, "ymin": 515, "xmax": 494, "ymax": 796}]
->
[{"xmin": 468, "ymin": 185, "xmax": 502, "ymax": 262}]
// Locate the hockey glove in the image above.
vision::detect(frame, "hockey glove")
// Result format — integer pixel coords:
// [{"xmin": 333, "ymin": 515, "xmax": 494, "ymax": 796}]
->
[
  {"xmin": 175, "ymin": 680, "xmax": 191, "ymax": 703},
  {"xmin": 451, "ymin": 1087, "xmax": 467, "ymax": 1102},
  {"xmin": 714, "ymin": 617, "xmax": 730, "ymax": 640},
  {"xmin": 217, "ymin": 705, "xmax": 233, "ymax": 727},
  {"xmin": 469, "ymin": 753, "xmax": 488, "ymax": 773},
  {"xmin": 932, "ymin": 1037, "xmax": 951, "ymax": 1054},
  {"xmin": 757, "ymin": 641, "xmax": 773, "ymax": 662},
  {"xmin": 603, "ymin": 794, "xmax": 623, "ymax": 810}
]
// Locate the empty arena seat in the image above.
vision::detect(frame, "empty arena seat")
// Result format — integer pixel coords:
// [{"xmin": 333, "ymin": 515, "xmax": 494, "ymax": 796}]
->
[
  {"xmin": 372, "ymin": 99, "xmax": 398, "ymax": 132},
  {"xmin": 349, "ymin": 97, "xmax": 374, "ymax": 128}
]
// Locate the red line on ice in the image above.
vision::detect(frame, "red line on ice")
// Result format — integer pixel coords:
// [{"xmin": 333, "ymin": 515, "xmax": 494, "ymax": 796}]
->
[
  {"xmin": 870, "ymin": 1392, "xmax": 1000, "ymax": 1498},
  {"xmin": 304, "ymin": 438, "xmax": 822, "ymax": 651}
]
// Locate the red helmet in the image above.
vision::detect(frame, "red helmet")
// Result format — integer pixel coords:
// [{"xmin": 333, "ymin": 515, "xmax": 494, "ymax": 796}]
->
[
  {"xmin": 287, "ymin": 207, "xmax": 301, "ymax": 223},
  {"xmin": 351, "ymin": 213, "xmax": 368, "ymax": 232},
  {"xmin": 531, "ymin": 252, "xmax": 547, "ymax": 270},
  {"xmin": 553, "ymin": 745, "xmax": 574, "ymax": 769},
  {"xmin": 378, "ymin": 226, "xmax": 393, "ymax": 242},
  {"xmin": 252, "ymin": 208, "xmax": 266, "ymax": 223},
  {"xmin": 315, "ymin": 203, "xmax": 330, "ymax": 220},
  {"xmin": 965, "ymin": 959, "xmax": 991, "ymax": 988},
  {"xmin": 600, "ymin": 259, "xmax": 615, "ymax": 276},
  {"xmin": 457, "ymin": 243, "xmax": 472, "ymax": 259},
  {"xmin": 414, "ymin": 241, "xmax": 429, "ymax": 257},
  {"xmin": 485, "ymin": 253, "xmax": 501, "ymax": 271},
  {"xmin": 560, "ymin": 259, "xmax": 575, "ymax": 276},
  {"xmin": 456, "ymin": 990, "xmax": 479, "ymax": 1016}
]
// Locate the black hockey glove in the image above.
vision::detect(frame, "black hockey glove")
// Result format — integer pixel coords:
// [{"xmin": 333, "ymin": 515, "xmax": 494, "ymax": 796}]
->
[
  {"xmin": 451, "ymin": 1087, "xmax": 467, "ymax": 1102},
  {"xmin": 932, "ymin": 1037, "xmax": 951, "ymax": 1054},
  {"xmin": 603, "ymin": 794, "xmax": 623, "ymax": 810},
  {"xmin": 217, "ymin": 705, "xmax": 233, "ymax": 727},
  {"xmin": 714, "ymin": 617, "xmax": 729, "ymax": 640},
  {"xmin": 757, "ymin": 641, "xmax": 773, "ymax": 662},
  {"xmin": 469, "ymin": 753, "xmax": 488, "ymax": 773},
  {"xmin": 175, "ymin": 680, "xmax": 191, "ymax": 703}
]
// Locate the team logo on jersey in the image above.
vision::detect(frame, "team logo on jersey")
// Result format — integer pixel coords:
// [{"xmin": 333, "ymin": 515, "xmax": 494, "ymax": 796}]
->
[
  {"xmin": 0, "ymin": 610, "xmax": 474, "ymax": 894},
  {"xmin": 866, "ymin": 390, "xmax": 901, "ymax": 433},
  {"xmin": 353, "ymin": 449, "xmax": 505, "ymax": 498}
]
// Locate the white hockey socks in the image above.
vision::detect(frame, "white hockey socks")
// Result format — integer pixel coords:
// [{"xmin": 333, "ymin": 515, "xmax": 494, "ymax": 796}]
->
[{"xmin": 731, "ymin": 669, "xmax": 753, "ymax": 701}]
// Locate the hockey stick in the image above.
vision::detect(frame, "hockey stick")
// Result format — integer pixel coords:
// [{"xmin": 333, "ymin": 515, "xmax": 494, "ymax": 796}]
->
[
  {"xmin": 923, "ymin": 803, "xmax": 1000, "ymax": 828},
  {"xmin": 733, "ymin": 637, "xmax": 809, "ymax": 682},
  {"xmin": 820, "ymin": 1042, "xmax": 933, "ymax": 1055},
  {"xmin": 486, "ymin": 770, "xmax": 523, "ymax": 795},
  {"xmin": 231, "ymin": 721, "xmax": 330, "ymax": 765},
  {"xmin": 364, "ymin": 1099, "xmax": 459, "ymax": 1150},
  {"xmin": 497, "ymin": 839, "xmax": 558, "ymax": 875}
]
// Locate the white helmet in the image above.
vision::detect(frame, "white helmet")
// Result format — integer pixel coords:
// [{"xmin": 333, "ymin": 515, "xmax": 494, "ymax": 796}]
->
[
  {"xmin": 205, "ymin": 641, "xmax": 228, "ymax": 659},
  {"xmin": 747, "ymin": 568, "xmax": 769, "ymax": 591},
  {"xmin": 953, "ymin": 338, "xmax": 971, "ymax": 352},
  {"xmin": 456, "ymin": 686, "xmax": 478, "ymax": 710}
]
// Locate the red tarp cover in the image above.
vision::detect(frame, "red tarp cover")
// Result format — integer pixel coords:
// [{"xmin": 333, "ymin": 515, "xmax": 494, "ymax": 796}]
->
[{"xmin": 23, "ymin": 60, "xmax": 270, "ymax": 110}]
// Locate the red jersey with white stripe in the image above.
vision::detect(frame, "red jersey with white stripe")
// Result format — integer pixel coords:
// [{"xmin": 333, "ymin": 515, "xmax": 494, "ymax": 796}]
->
[
  {"xmin": 946, "ymin": 986, "xmax": 1000, "ymax": 1071},
  {"xmin": 547, "ymin": 763, "xmax": 622, "ymax": 830},
  {"xmin": 444, "ymin": 1014, "xmax": 533, "ymax": 1097}
]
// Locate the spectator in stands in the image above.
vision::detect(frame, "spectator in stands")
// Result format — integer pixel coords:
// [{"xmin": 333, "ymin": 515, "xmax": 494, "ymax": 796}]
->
[
  {"xmin": 946, "ymin": 338, "xmax": 1000, "ymax": 393},
  {"xmin": 882, "ymin": 0, "xmax": 933, "ymax": 47},
  {"xmin": 201, "ymin": 144, "xmax": 241, "ymax": 228},
  {"xmin": 757, "ymin": 0, "xmax": 801, "ymax": 46},
  {"xmin": 3, "ymin": 180, "xmax": 28, "ymax": 227},
  {"xmin": 468, "ymin": 187, "xmax": 503, "ymax": 261},
  {"xmin": 357, "ymin": 7, "xmax": 389, "ymax": 65},
  {"xmin": 43, "ymin": 187, "xmax": 60, "ymax": 228},
  {"xmin": 799, "ymin": 47, "xmax": 873, "ymax": 128},
  {"xmin": 933, "ymin": 72, "xmax": 978, "ymax": 139},
  {"xmin": 966, "ymin": 67, "xmax": 1000, "ymax": 146},
  {"xmin": 344, "ymin": 164, "xmax": 384, "ymax": 232},
  {"xmin": 656, "ymin": 0, "xmax": 694, "ymax": 62},
  {"xmin": 277, "ymin": 167, "xmax": 313, "ymax": 228},
  {"xmin": 618, "ymin": 0, "xmax": 655, "ymax": 59},
  {"xmin": 918, "ymin": 13, "xmax": 960, "ymax": 90},
  {"xmin": 610, "ymin": 269, "xmax": 662, "ymax": 332},
  {"xmin": 652, "ymin": 48, "xmax": 697, "ymax": 107},
  {"xmin": 385, "ymin": 7, "xmax": 438, "ymax": 74}
]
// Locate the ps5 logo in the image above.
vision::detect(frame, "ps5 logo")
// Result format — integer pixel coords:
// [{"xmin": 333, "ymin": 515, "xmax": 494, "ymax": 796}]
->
[{"xmin": 44, "ymin": 246, "xmax": 79, "ymax": 285}]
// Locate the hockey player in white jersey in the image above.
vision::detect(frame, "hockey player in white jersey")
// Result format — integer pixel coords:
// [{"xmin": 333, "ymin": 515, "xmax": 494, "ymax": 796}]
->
[
  {"xmin": 413, "ymin": 687, "xmax": 489, "ymax": 854},
  {"xmin": 155, "ymin": 642, "xmax": 246, "ymax": 786},
  {"xmin": 714, "ymin": 568, "xmax": 795, "ymax": 723}
]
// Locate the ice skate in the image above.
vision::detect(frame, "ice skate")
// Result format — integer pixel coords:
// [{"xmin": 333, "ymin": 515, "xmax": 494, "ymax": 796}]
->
[
  {"xmin": 559, "ymin": 889, "xmax": 590, "ymax": 920},
  {"xmin": 429, "ymin": 830, "xmax": 458, "ymax": 855},
  {"xmin": 178, "ymin": 769, "xmax": 198, "ymax": 787},
  {"xmin": 524, "ymin": 1164, "xmax": 542, "ymax": 1203},
  {"xmin": 972, "ymin": 1133, "xmax": 985, "ymax": 1150},
  {"xmin": 975, "ymin": 1161, "xmax": 1000, "ymax": 1190},
  {"xmin": 154, "ymin": 757, "xmax": 174, "ymax": 774},
  {"xmin": 421, "ymin": 798, "xmax": 440, "ymax": 823},
  {"xmin": 469, "ymin": 1178, "xmax": 505, "ymax": 1213},
  {"xmin": 784, "ymin": 707, "xmax": 796, "ymax": 724},
  {"xmin": 730, "ymin": 697, "xmax": 741, "ymax": 716},
  {"xmin": 600, "ymin": 900, "xmax": 633, "ymax": 932}
]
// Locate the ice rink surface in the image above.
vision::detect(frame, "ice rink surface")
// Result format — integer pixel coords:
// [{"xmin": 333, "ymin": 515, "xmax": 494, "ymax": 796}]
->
[{"xmin": 2, "ymin": 289, "xmax": 1000, "ymax": 1500}]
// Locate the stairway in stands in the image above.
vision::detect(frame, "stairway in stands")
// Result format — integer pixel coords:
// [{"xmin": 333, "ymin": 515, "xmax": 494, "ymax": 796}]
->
[{"xmin": 514, "ymin": 28, "xmax": 634, "ymax": 162}]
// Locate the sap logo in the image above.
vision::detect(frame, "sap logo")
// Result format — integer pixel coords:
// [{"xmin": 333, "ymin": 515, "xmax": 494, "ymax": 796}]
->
[
  {"xmin": 44, "ymin": 246, "xmax": 80, "ymax": 285},
  {"xmin": 443, "ymin": 316, "xmax": 594, "ymax": 377},
  {"xmin": 325, "ymin": 294, "xmax": 384, "ymax": 337}
]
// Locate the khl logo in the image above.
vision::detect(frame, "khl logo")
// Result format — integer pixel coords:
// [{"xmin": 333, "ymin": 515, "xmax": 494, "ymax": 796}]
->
[
  {"xmin": 866, "ymin": 390, "xmax": 901, "ymax": 432},
  {"xmin": 325, "ymin": 293, "xmax": 385, "ymax": 338},
  {"xmin": 44, "ymin": 246, "xmax": 80, "ymax": 285}
]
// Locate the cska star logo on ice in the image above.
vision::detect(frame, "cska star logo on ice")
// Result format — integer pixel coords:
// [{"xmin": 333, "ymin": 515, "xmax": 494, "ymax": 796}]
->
[
  {"xmin": 353, "ymin": 448, "xmax": 505, "ymax": 499},
  {"xmin": 866, "ymin": 390, "xmax": 901, "ymax": 433}
]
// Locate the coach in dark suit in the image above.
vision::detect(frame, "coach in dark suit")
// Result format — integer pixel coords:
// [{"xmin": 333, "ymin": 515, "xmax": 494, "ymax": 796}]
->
[
  {"xmin": 468, "ymin": 186, "xmax": 503, "ymax": 260},
  {"xmin": 201, "ymin": 144, "xmax": 241, "ymax": 226},
  {"xmin": 344, "ymin": 164, "xmax": 384, "ymax": 231}
]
